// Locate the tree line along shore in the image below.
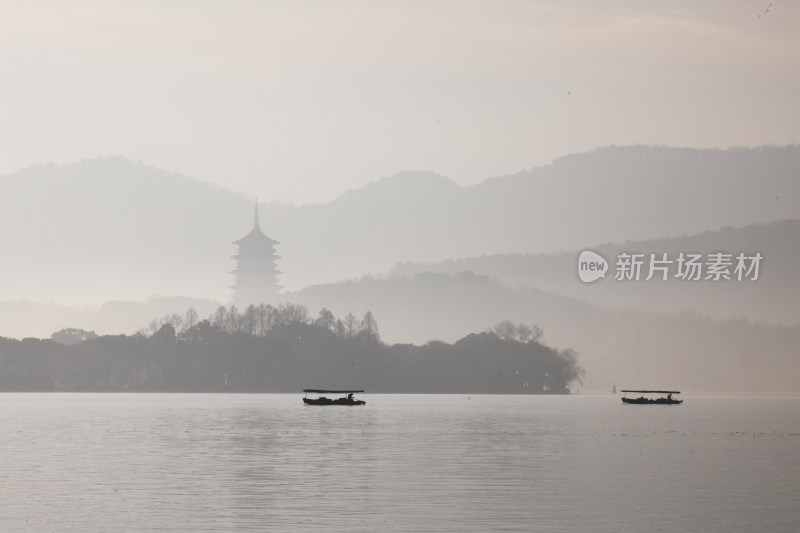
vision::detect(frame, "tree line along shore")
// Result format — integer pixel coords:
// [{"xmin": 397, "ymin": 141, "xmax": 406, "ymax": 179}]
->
[{"xmin": 1, "ymin": 304, "xmax": 584, "ymax": 394}]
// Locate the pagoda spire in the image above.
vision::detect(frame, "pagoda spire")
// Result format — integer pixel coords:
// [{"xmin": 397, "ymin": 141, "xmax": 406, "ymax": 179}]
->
[{"xmin": 253, "ymin": 197, "xmax": 260, "ymax": 229}]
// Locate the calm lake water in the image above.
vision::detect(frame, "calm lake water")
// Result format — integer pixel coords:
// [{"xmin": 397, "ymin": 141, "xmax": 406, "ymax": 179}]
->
[{"xmin": 1, "ymin": 393, "xmax": 798, "ymax": 532}]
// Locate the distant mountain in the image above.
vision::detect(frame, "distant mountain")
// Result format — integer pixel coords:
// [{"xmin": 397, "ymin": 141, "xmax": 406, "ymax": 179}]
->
[
  {"xmin": 388, "ymin": 219, "xmax": 800, "ymax": 325},
  {"xmin": 1, "ymin": 145, "xmax": 799, "ymax": 308},
  {"xmin": 468, "ymin": 145, "xmax": 800, "ymax": 251},
  {"xmin": 276, "ymin": 145, "xmax": 800, "ymax": 291},
  {"xmin": 0, "ymin": 157, "xmax": 254, "ymax": 305}
]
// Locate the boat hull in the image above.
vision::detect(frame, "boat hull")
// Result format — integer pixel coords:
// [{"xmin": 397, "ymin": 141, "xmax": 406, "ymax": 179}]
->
[
  {"xmin": 303, "ymin": 397, "xmax": 366, "ymax": 406},
  {"xmin": 622, "ymin": 397, "xmax": 682, "ymax": 405}
]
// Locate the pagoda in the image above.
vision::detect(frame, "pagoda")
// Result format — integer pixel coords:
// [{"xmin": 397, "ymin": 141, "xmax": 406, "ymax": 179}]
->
[{"xmin": 231, "ymin": 202, "xmax": 281, "ymax": 307}]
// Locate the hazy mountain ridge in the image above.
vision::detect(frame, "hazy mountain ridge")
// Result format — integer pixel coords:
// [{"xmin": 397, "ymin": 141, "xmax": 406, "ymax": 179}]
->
[
  {"xmin": 458, "ymin": 145, "xmax": 800, "ymax": 252},
  {"xmin": 389, "ymin": 218, "xmax": 800, "ymax": 324},
  {"xmin": 0, "ymin": 156, "xmax": 254, "ymax": 305},
  {"xmin": 2, "ymin": 145, "xmax": 798, "ymax": 306}
]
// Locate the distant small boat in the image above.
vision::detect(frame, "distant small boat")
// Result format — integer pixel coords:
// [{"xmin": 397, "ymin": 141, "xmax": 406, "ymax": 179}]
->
[
  {"xmin": 621, "ymin": 390, "xmax": 682, "ymax": 405},
  {"xmin": 302, "ymin": 389, "xmax": 366, "ymax": 406}
]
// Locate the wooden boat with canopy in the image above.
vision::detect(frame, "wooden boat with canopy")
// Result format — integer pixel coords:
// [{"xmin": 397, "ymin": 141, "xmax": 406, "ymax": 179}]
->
[
  {"xmin": 302, "ymin": 389, "xmax": 366, "ymax": 406},
  {"xmin": 621, "ymin": 390, "xmax": 682, "ymax": 405}
]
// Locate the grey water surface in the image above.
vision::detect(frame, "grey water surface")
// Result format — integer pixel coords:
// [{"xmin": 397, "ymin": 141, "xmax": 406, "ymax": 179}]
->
[{"xmin": 1, "ymin": 393, "xmax": 798, "ymax": 532}]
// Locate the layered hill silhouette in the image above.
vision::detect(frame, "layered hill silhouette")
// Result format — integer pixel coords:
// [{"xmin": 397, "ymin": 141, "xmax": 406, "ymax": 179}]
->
[
  {"xmin": 389, "ymin": 219, "xmax": 800, "ymax": 325},
  {"xmin": 1, "ymin": 145, "xmax": 798, "ymax": 307},
  {"xmin": 0, "ymin": 157, "xmax": 250, "ymax": 305}
]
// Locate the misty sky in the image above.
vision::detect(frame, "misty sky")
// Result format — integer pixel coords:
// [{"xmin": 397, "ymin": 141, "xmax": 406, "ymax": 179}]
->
[{"xmin": 1, "ymin": 0, "xmax": 798, "ymax": 204}]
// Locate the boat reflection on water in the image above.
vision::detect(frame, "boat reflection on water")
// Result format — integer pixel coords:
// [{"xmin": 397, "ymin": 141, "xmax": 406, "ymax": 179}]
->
[
  {"xmin": 302, "ymin": 389, "xmax": 366, "ymax": 406},
  {"xmin": 621, "ymin": 390, "xmax": 682, "ymax": 405}
]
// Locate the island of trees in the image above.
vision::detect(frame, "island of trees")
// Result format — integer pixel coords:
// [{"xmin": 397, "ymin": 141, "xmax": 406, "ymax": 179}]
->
[{"xmin": 0, "ymin": 304, "xmax": 584, "ymax": 394}]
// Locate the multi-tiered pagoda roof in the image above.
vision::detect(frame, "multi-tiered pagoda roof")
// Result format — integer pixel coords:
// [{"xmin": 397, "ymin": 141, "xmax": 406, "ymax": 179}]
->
[{"xmin": 231, "ymin": 203, "xmax": 280, "ymax": 307}]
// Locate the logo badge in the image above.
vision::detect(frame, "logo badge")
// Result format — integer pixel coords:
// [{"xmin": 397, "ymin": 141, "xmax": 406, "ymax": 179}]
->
[{"xmin": 577, "ymin": 249, "xmax": 609, "ymax": 283}]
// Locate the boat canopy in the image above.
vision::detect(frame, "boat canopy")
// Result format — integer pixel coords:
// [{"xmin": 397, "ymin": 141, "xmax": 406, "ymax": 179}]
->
[
  {"xmin": 303, "ymin": 389, "xmax": 365, "ymax": 394},
  {"xmin": 621, "ymin": 390, "xmax": 680, "ymax": 394}
]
